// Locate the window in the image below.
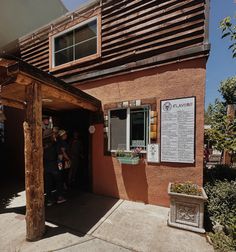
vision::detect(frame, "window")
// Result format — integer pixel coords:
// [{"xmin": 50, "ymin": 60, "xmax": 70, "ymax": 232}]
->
[
  {"xmin": 52, "ymin": 17, "xmax": 98, "ymax": 67},
  {"xmin": 109, "ymin": 107, "xmax": 150, "ymax": 151}
]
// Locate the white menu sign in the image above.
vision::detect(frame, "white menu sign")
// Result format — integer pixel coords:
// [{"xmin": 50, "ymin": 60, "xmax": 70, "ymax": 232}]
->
[
  {"xmin": 161, "ymin": 97, "xmax": 195, "ymax": 163},
  {"xmin": 147, "ymin": 144, "xmax": 159, "ymax": 163}
]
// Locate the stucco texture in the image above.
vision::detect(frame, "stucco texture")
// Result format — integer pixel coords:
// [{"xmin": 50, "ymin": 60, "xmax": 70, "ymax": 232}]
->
[{"xmin": 77, "ymin": 58, "xmax": 206, "ymax": 207}]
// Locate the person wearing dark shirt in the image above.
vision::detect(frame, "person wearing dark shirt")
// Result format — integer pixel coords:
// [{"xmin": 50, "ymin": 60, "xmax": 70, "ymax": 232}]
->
[
  {"xmin": 57, "ymin": 130, "xmax": 71, "ymax": 190},
  {"xmin": 43, "ymin": 130, "xmax": 66, "ymax": 205}
]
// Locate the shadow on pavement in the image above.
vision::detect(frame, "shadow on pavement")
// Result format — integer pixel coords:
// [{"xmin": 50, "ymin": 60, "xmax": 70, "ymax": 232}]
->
[{"xmin": 0, "ymin": 174, "xmax": 120, "ymax": 239}]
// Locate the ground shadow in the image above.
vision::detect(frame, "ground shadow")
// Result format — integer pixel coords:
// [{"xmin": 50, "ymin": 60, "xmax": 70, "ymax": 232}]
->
[
  {"xmin": 0, "ymin": 174, "xmax": 25, "ymax": 213},
  {"xmin": 0, "ymin": 173, "xmax": 119, "ymax": 239}
]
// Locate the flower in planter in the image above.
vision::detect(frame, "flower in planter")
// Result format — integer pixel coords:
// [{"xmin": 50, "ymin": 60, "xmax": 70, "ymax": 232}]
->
[
  {"xmin": 116, "ymin": 149, "xmax": 126, "ymax": 157},
  {"xmin": 132, "ymin": 147, "xmax": 142, "ymax": 158},
  {"xmin": 171, "ymin": 181, "xmax": 202, "ymax": 196},
  {"xmin": 168, "ymin": 182, "xmax": 208, "ymax": 233}
]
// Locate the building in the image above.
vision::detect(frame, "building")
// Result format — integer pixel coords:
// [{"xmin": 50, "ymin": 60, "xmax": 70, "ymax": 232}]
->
[{"xmin": 0, "ymin": 0, "xmax": 210, "ymax": 239}]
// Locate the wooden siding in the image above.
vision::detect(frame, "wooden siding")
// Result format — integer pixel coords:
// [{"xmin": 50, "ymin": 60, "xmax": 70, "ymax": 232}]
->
[{"xmin": 19, "ymin": 0, "xmax": 209, "ymax": 83}]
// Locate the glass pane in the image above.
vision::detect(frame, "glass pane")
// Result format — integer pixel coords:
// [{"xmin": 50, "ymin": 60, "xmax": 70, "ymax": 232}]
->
[
  {"xmin": 75, "ymin": 37, "xmax": 97, "ymax": 60},
  {"xmin": 130, "ymin": 108, "xmax": 148, "ymax": 149},
  {"xmin": 75, "ymin": 20, "xmax": 97, "ymax": 44},
  {"xmin": 110, "ymin": 109, "xmax": 127, "ymax": 150},
  {"xmin": 54, "ymin": 47, "xmax": 73, "ymax": 66},
  {"xmin": 55, "ymin": 31, "xmax": 73, "ymax": 52}
]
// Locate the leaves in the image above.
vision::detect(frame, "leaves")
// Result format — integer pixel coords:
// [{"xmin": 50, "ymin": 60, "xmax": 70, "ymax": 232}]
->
[
  {"xmin": 219, "ymin": 77, "xmax": 236, "ymax": 105},
  {"xmin": 220, "ymin": 16, "xmax": 236, "ymax": 58}
]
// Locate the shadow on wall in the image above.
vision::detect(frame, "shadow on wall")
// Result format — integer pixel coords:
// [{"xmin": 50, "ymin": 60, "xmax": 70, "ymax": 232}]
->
[
  {"xmin": 92, "ymin": 124, "xmax": 148, "ymax": 204},
  {"xmin": 121, "ymin": 161, "xmax": 148, "ymax": 204},
  {"xmin": 4, "ymin": 106, "xmax": 25, "ymax": 179}
]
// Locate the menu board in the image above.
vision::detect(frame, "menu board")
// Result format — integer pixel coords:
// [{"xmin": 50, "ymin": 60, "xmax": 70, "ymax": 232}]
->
[{"xmin": 160, "ymin": 97, "xmax": 195, "ymax": 163}]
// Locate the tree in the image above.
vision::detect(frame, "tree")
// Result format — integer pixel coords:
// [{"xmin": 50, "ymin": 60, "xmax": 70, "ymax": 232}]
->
[
  {"xmin": 205, "ymin": 78, "xmax": 236, "ymax": 162},
  {"xmin": 220, "ymin": 16, "xmax": 236, "ymax": 58},
  {"xmin": 219, "ymin": 76, "xmax": 236, "ymax": 104}
]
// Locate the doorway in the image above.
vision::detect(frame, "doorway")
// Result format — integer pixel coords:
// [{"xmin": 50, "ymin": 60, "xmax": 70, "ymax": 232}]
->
[{"xmin": 44, "ymin": 109, "xmax": 92, "ymax": 192}]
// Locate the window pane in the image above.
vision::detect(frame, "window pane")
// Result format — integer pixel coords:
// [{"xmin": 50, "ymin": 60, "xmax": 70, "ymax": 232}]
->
[
  {"xmin": 54, "ymin": 47, "xmax": 73, "ymax": 66},
  {"xmin": 130, "ymin": 108, "xmax": 148, "ymax": 149},
  {"xmin": 75, "ymin": 37, "xmax": 97, "ymax": 60},
  {"xmin": 75, "ymin": 20, "xmax": 97, "ymax": 44},
  {"xmin": 55, "ymin": 31, "xmax": 73, "ymax": 52},
  {"xmin": 110, "ymin": 109, "xmax": 127, "ymax": 150}
]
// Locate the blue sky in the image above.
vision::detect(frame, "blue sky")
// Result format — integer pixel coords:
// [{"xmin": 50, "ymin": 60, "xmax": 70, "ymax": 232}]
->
[{"xmin": 62, "ymin": 0, "xmax": 236, "ymax": 108}]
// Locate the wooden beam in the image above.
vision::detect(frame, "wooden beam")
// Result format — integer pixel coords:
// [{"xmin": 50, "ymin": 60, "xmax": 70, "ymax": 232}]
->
[
  {"xmin": 0, "ymin": 97, "xmax": 25, "ymax": 110},
  {"xmin": 41, "ymin": 85, "xmax": 98, "ymax": 111},
  {"xmin": 66, "ymin": 44, "xmax": 210, "ymax": 83},
  {"xmin": 24, "ymin": 82, "xmax": 45, "ymax": 241}
]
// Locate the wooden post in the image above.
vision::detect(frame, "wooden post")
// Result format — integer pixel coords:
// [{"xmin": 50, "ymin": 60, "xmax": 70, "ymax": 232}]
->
[{"xmin": 24, "ymin": 82, "xmax": 45, "ymax": 241}]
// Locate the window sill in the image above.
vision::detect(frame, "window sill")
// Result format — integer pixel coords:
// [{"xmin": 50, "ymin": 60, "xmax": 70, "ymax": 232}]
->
[
  {"xmin": 49, "ymin": 52, "xmax": 100, "ymax": 73},
  {"xmin": 110, "ymin": 150, "xmax": 147, "ymax": 154}
]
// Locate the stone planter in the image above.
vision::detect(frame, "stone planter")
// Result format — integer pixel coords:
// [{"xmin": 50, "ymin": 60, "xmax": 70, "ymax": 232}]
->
[
  {"xmin": 167, "ymin": 183, "xmax": 208, "ymax": 233},
  {"xmin": 117, "ymin": 156, "xmax": 140, "ymax": 165}
]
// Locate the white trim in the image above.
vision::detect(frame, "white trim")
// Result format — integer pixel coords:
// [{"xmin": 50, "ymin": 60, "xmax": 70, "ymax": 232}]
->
[
  {"xmin": 108, "ymin": 106, "xmax": 150, "ymax": 152},
  {"xmin": 126, "ymin": 108, "xmax": 130, "ymax": 151},
  {"xmin": 51, "ymin": 16, "xmax": 98, "ymax": 68},
  {"xmin": 108, "ymin": 110, "xmax": 111, "ymax": 151}
]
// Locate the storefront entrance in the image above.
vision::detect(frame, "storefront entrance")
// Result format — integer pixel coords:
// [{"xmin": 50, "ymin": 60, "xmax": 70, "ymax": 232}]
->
[{"xmin": 44, "ymin": 109, "xmax": 92, "ymax": 192}]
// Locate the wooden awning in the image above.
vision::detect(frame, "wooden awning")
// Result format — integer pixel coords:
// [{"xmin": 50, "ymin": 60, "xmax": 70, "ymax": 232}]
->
[
  {"xmin": 0, "ymin": 56, "xmax": 101, "ymax": 241},
  {"xmin": 0, "ymin": 57, "xmax": 101, "ymax": 111}
]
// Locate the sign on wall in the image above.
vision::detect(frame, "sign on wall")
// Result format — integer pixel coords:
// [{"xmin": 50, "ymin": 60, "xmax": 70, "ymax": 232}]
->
[
  {"xmin": 160, "ymin": 97, "xmax": 195, "ymax": 163},
  {"xmin": 147, "ymin": 144, "xmax": 160, "ymax": 163}
]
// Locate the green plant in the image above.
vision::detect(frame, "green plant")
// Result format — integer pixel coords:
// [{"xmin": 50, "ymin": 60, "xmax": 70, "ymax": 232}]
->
[
  {"xmin": 209, "ymin": 231, "xmax": 236, "ymax": 252},
  {"xmin": 219, "ymin": 77, "xmax": 236, "ymax": 104},
  {"xmin": 116, "ymin": 149, "xmax": 126, "ymax": 157},
  {"xmin": 171, "ymin": 182, "xmax": 202, "ymax": 196},
  {"xmin": 115, "ymin": 147, "xmax": 142, "ymax": 158},
  {"xmin": 205, "ymin": 180, "xmax": 236, "ymax": 251},
  {"xmin": 220, "ymin": 16, "xmax": 236, "ymax": 58},
  {"xmin": 205, "ymin": 164, "xmax": 236, "ymax": 183},
  {"xmin": 205, "ymin": 180, "xmax": 236, "ymax": 229}
]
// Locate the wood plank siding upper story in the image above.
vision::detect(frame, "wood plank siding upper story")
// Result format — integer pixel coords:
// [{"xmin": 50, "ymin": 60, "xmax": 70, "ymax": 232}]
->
[{"xmin": 19, "ymin": 0, "xmax": 210, "ymax": 84}]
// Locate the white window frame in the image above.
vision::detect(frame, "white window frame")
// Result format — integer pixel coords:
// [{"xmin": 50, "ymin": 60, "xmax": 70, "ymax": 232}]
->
[
  {"xmin": 51, "ymin": 16, "xmax": 98, "ymax": 68},
  {"xmin": 108, "ymin": 106, "xmax": 150, "ymax": 153}
]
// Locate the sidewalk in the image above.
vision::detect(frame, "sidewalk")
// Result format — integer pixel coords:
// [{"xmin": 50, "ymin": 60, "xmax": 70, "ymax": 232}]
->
[{"xmin": 0, "ymin": 188, "xmax": 214, "ymax": 252}]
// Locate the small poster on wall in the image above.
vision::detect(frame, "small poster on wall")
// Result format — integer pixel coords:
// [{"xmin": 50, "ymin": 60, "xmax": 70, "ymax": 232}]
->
[
  {"xmin": 160, "ymin": 97, "xmax": 195, "ymax": 163},
  {"xmin": 147, "ymin": 144, "xmax": 160, "ymax": 163}
]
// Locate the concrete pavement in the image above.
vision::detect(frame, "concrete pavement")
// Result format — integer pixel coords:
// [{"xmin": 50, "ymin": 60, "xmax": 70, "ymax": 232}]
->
[{"xmin": 0, "ymin": 188, "xmax": 214, "ymax": 252}]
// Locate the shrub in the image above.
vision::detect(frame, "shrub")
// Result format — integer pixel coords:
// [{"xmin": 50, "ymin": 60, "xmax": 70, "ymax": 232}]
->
[
  {"xmin": 205, "ymin": 164, "xmax": 236, "ymax": 183},
  {"xmin": 205, "ymin": 180, "xmax": 236, "ymax": 251},
  {"xmin": 209, "ymin": 231, "xmax": 236, "ymax": 252}
]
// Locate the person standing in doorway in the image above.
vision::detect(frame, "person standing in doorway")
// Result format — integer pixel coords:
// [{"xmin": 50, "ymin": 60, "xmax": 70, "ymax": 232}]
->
[
  {"xmin": 43, "ymin": 130, "xmax": 66, "ymax": 205},
  {"xmin": 57, "ymin": 130, "xmax": 71, "ymax": 190}
]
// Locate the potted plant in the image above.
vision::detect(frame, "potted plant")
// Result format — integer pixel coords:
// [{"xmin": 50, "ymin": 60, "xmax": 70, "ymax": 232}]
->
[
  {"xmin": 116, "ymin": 147, "xmax": 142, "ymax": 165},
  {"xmin": 168, "ymin": 181, "xmax": 208, "ymax": 233}
]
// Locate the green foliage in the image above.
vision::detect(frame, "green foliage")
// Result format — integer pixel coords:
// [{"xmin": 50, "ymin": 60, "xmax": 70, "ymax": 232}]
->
[
  {"xmin": 220, "ymin": 16, "xmax": 236, "ymax": 58},
  {"xmin": 205, "ymin": 180, "xmax": 236, "ymax": 251},
  {"xmin": 209, "ymin": 231, "xmax": 236, "ymax": 252},
  {"xmin": 205, "ymin": 96, "xmax": 236, "ymax": 153},
  {"xmin": 116, "ymin": 149, "xmax": 126, "ymax": 157},
  {"xmin": 205, "ymin": 180, "xmax": 236, "ymax": 231},
  {"xmin": 219, "ymin": 77, "xmax": 236, "ymax": 104},
  {"xmin": 171, "ymin": 182, "xmax": 202, "ymax": 196},
  {"xmin": 205, "ymin": 164, "xmax": 236, "ymax": 183}
]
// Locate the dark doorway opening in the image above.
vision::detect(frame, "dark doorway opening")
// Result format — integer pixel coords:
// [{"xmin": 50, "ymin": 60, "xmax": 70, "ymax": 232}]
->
[{"xmin": 44, "ymin": 109, "xmax": 92, "ymax": 193}]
